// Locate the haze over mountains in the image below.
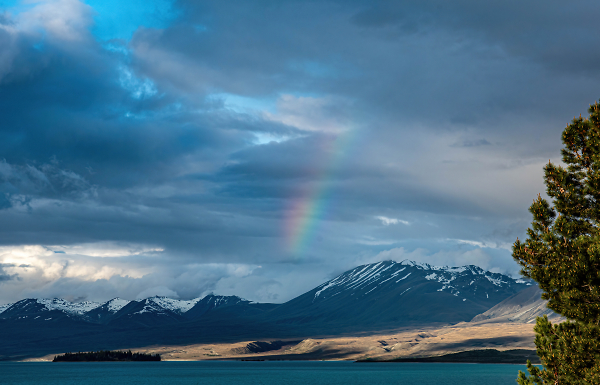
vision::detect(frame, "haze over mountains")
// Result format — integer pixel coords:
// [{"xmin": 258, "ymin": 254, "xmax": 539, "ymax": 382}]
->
[{"xmin": 0, "ymin": 260, "xmax": 539, "ymax": 360}]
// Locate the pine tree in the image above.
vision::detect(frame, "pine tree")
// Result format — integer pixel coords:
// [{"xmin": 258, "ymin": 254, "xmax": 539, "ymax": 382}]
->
[{"xmin": 513, "ymin": 101, "xmax": 600, "ymax": 384}]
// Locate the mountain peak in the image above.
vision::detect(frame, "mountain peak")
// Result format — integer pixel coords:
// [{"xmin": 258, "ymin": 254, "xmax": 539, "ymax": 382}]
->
[
  {"xmin": 105, "ymin": 298, "xmax": 131, "ymax": 313},
  {"xmin": 307, "ymin": 260, "xmax": 528, "ymax": 308},
  {"xmin": 269, "ymin": 260, "xmax": 532, "ymax": 329},
  {"xmin": 398, "ymin": 259, "xmax": 432, "ymax": 269}
]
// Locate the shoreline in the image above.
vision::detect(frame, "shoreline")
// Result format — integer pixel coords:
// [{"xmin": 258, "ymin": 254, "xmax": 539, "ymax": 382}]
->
[{"xmin": 10, "ymin": 322, "xmax": 538, "ymax": 364}]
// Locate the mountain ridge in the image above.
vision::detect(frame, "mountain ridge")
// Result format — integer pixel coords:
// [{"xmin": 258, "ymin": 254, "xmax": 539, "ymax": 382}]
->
[
  {"xmin": 0, "ymin": 260, "xmax": 530, "ymax": 323},
  {"xmin": 267, "ymin": 260, "xmax": 530, "ymax": 331},
  {"xmin": 0, "ymin": 260, "xmax": 538, "ymax": 360}
]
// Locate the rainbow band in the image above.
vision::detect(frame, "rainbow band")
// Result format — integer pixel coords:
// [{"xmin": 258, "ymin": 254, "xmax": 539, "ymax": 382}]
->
[{"xmin": 284, "ymin": 127, "xmax": 359, "ymax": 255}]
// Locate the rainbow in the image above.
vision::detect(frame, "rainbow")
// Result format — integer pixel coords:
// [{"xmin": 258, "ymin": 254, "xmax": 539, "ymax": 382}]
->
[{"xmin": 284, "ymin": 127, "xmax": 359, "ymax": 256}]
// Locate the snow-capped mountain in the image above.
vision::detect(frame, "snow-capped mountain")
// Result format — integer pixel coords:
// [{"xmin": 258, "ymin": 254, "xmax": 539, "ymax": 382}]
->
[
  {"xmin": 84, "ymin": 298, "xmax": 131, "ymax": 323},
  {"xmin": 270, "ymin": 260, "xmax": 531, "ymax": 329},
  {"xmin": 0, "ymin": 298, "xmax": 130, "ymax": 323},
  {"xmin": 0, "ymin": 260, "xmax": 531, "ymax": 329},
  {"xmin": 0, "ymin": 298, "xmax": 103, "ymax": 322},
  {"xmin": 310, "ymin": 260, "xmax": 529, "ymax": 306},
  {"xmin": 37, "ymin": 298, "xmax": 102, "ymax": 315},
  {"xmin": 108, "ymin": 297, "xmax": 189, "ymax": 326},
  {"xmin": 146, "ymin": 297, "xmax": 200, "ymax": 314},
  {"xmin": 0, "ymin": 294, "xmax": 245, "ymax": 326},
  {"xmin": 106, "ymin": 295, "xmax": 256, "ymax": 326},
  {"xmin": 0, "ymin": 260, "xmax": 537, "ymax": 359},
  {"xmin": 105, "ymin": 298, "xmax": 131, "ymax": 313}
]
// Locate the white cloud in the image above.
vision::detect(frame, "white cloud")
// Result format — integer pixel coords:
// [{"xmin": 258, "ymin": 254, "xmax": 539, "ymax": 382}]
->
[
  {"xmin": 50, "ymin": 242, "xmax": 164, "ymax": 258},
  {"xmin": 0, "ymin": 244, "xmax": 267, "ymax": 304},
  {"xmin": 448, "ymin": 238, "xmax": 513, "ymax": 251},
  {"xmin": 252, "ymin": 132, "xmax": 294, "ymax": 145},
  {"xmin": 0, "ymin": 0, "xmax": 94, "ymax": 83},
  {"xmin": 375, "ymin": 216, "xmax": 410, "ymax": 226},
  {"xmin": 16, "ymin": 0, "xmax": 94, "ymax": 42},
  {"xmin": 0, "ymin": 244, "xmax": 150, "ymax": 282}
]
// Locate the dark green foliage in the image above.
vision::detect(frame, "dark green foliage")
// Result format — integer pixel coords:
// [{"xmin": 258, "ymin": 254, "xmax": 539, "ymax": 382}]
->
[
  {"xmin": 513, "ymin": 101, "xmax": 600, "ymax": 384},
  {"xmin": 516, "ymin": 317, "xmax": 600, "ymax": 384},
  {"xmin": 52, "ymin": 350, "xmax": 161, "ymax": 362}
]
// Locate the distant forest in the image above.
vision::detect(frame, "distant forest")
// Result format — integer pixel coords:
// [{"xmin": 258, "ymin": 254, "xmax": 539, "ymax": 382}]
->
[{"xmin": 53, "ymin": 350, "xmax": 161, "ymax": 362}]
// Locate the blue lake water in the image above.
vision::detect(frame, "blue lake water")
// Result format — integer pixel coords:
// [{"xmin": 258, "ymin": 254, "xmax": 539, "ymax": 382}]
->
[{"xmin": 0, "ymin": 361, "xmax": 526, "ymax": 384}]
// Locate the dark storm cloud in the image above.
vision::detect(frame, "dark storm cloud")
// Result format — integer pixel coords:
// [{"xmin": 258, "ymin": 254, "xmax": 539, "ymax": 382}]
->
[
  {"xmin": 0, "ymin": 10, "xmax": 299, "ymax": 190},
  {"xmin": 122, "ymin": 0, "xmax": 600, "ymax": 277},
  {"xmin": 350, "ymin": 1, "xmax": 600, "ymax": 73},
  {"xmin": 0, "ymin": 5, "xmax": 292, "ymax": 265},
  {"xmin": 137, "ymin": 0, "xmax": 600, "ymax": 127},
  {"xmin": 1, "ymin": 0, "xmax": 599, "ymax": 303}
]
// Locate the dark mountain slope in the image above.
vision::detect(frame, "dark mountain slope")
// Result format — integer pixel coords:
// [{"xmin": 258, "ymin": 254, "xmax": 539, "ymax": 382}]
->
[
  {"xmin": 107, "ymin": 297, "xmax": 189, "ymax": 327},
  {"xmin": 269, "ymin": 260, "xmax": 530, "ymax": 330},
  {"xmin": 0, "ymin": 298, "xmax": 100, "ymax": 323},
  {"xmin": 84, "ymin": 298, "xmax": 131, "ymax": 324},
  {"xmin": 184, "ymin": 295, "xmax": 250, "ymax": 319}
]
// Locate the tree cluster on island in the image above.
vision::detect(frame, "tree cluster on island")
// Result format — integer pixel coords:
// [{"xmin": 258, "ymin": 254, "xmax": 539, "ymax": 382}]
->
[
  {"xmin": 53, "ymin": 350, "xmax": 161, "ymax": 362},
  {"xmin": 514, "ymin": 101, "xmax": 600, "ymax": 384}
]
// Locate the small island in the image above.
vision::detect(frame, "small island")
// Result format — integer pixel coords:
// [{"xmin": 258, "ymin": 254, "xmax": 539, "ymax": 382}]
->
[{"xmin": 53, "ymin": 350, "xmax": 161, "ymax": 362}]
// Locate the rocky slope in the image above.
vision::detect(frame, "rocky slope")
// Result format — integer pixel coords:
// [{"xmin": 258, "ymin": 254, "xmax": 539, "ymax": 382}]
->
[{"xmin": 471, "ymin": 285, "xmax": 564, "ymax": 324}]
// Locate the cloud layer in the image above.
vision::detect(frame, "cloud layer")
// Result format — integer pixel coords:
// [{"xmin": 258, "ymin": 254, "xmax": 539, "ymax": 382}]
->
[{"xmin": 0, "ymin": 0, "xmax": 599, "ymax": 303}]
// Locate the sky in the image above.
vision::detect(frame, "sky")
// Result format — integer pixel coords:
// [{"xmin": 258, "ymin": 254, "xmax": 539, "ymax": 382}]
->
[{"xmin": 0, "ymin": 0, "xmax": 599, "ymax": 304}]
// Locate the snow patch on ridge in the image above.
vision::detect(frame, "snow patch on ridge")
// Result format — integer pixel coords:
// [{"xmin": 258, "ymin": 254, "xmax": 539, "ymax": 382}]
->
[
  {"xmin": 396, "ymin": 272, "xmax": 411, "ymax": 282},
  {"xmin": 106, "ymin": 298, "xmax": 131, "ymax": 313},
  {"xmin": 134, "ymin": 297, "xmax": 201, "ymax": 315},
  {"xmin": 200, "ymin": 295, "xmax": 245, "ymax": 308},
  {"xmin": 399, "ymin": 287, "xmax": 411, "ymax": 296},
  {"xmin": 313, "ymin": 261, "xmax": 400, "ymax": 301},
  {"xmin": 37, "ymin": 299, "xmax": 101, "ymax": 315},
  {"xmin": 378, "ymin": 267, "xmax": 406, "ymax": 285},
  {"xmin": 484, "ymin": 275, "xmax": 508, "ymax": 287},
  {"xmin": 125, "ymin": 295, "xmax": 246, "ymax": 315}
]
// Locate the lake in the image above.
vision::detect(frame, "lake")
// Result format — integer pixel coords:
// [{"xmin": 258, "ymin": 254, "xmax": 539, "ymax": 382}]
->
[{"xmin": 0, "ymin": 361, "xmax": 527, "ymax": 384}]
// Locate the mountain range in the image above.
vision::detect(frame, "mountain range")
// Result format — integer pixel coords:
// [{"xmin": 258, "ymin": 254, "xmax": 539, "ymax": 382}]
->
[{"xmin": 0, "ymin": 260, "xmax": 538, "ymax": 360}]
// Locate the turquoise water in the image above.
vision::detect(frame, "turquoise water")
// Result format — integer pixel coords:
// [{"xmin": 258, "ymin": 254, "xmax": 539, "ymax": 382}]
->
[{"xmin": 0, "ymin": 361, "xmax": 525, "ymax": 384}]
